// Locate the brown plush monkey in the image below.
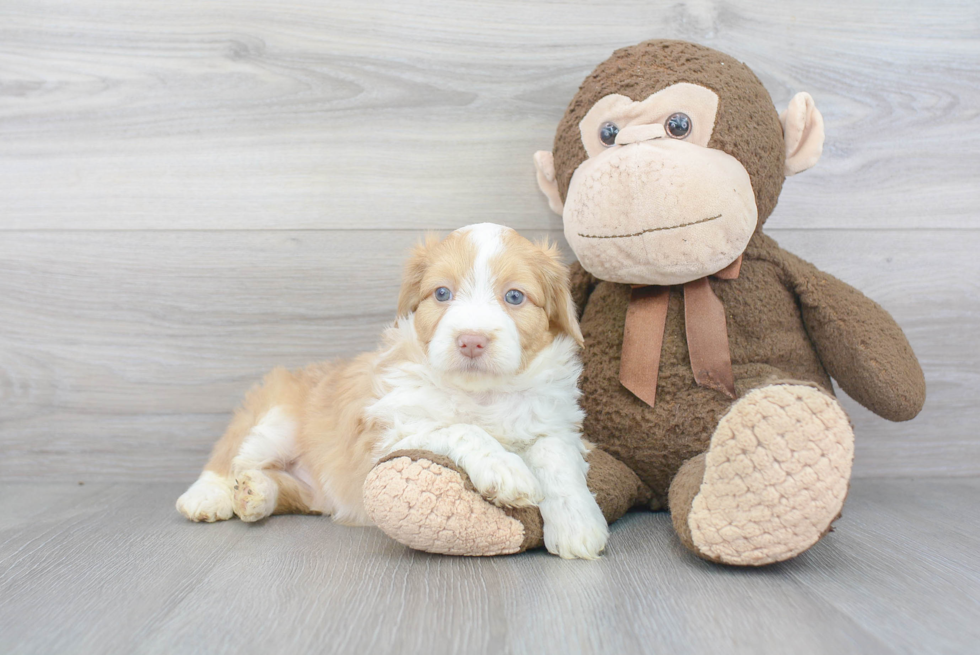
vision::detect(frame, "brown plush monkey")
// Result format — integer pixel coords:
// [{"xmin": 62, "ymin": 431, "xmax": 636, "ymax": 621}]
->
[{"xmin": 363, "ymin": 40, "xmax": 925, "ymax": 565}]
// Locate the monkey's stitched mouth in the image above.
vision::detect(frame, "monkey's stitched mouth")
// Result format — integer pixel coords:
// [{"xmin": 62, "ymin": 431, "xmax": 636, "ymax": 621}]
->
[{"xmin": 577, "ymin": 214, "xmax": 722, "ymax": 239}]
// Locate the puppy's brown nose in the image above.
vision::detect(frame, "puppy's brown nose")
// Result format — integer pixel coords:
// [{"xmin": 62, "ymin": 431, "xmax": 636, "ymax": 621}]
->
[{"xmin": 458, "ymin": 333, "xmax": 489, "ymax": 359}]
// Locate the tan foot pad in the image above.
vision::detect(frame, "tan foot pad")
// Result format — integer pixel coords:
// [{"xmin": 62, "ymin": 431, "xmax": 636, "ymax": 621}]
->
[
  {"xmin": 363, "ymin": 456, "xmax": 526, "ymax": 556},
  {"xmin": 689, "ymin": 384, "xmax": 854, "ymax": 566}
]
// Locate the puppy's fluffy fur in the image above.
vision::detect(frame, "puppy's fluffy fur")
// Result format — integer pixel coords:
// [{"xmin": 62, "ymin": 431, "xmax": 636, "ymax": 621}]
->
[{"xmin": 176, "ymin": 223, "xmax": 608, "ymax": 559}]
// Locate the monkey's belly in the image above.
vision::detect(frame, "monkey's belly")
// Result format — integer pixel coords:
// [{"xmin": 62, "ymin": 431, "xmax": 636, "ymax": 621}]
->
[
  {"xmin": 577, "ymin": 273, "xmax": 832, "ymax": 508},
  {"xmin": 579, "ymin": 360, "xmax": 735, "ymax": 507}
]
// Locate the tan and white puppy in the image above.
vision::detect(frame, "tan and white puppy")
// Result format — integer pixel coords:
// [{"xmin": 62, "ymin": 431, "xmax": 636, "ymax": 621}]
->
[{"xmin": 176, "ymin": 223, "xmax": 609, "ymax": 559}]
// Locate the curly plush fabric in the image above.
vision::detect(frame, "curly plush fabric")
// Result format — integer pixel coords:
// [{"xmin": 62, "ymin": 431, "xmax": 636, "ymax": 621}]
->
[
  {"xmin": 681, "ymin": 384, "xmax": 853, "ymax": 565},
  {"xmin": 364, "ymin": 451, "xmax": 528, "ymax": 556}
]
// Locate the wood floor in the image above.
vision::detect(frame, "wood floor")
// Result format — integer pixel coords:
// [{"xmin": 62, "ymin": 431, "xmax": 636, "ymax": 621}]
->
[
  {"xmin": 2, "ymin": 1, "xmax": 978, "ymax": 653},
  {"xmin": 1, "ymin": 478, "xmax": 977, "ymax": 655}
]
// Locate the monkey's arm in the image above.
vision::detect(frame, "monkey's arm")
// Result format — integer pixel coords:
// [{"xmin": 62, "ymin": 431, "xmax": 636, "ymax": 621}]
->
[
  {"xmin": 777, "ymin": 247, "xmax": 925, "ymax": 422},
  {"xmin": 568, "ymin": 261, "xmax": 599, "ymax": 320}
]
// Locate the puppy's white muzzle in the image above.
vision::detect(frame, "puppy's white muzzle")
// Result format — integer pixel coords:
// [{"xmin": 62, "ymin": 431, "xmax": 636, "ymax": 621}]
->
[{"xmin": 429, "ymin": 297, "xmax": 521, "ymax": 376}]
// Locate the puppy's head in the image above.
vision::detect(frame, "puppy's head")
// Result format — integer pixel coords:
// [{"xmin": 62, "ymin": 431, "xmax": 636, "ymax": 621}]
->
[{"xmin": 398, "ymin": 223, "xmax": 583, "ymax": 379}]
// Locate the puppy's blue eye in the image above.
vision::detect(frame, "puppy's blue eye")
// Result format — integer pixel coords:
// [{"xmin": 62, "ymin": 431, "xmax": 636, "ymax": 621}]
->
[
  {"xmin": 599, "ymin": 122, "xmax": 619, "ymax": 147},
  {"xmin": 504, "ymin": 289, "xmax": 525, "ymax": 305},
  {"xmin": 434, "ymin": 287, "xmax": 452, "ymax": 302}
]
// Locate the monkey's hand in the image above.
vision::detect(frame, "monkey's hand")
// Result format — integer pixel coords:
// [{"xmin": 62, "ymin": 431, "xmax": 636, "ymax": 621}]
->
[{"xmin": 782, "ymin": 250, "xmax": 925, "ymax": 422}]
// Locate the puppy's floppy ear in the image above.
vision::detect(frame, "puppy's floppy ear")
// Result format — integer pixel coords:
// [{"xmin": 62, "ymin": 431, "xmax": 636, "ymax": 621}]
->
[
  {"xmin": 535, "ymin": 240, "xmax": 584, "ymax": 347},
  {"xmin": 397, "ymin": 234, "xmax": 439, "ymax": 317}
]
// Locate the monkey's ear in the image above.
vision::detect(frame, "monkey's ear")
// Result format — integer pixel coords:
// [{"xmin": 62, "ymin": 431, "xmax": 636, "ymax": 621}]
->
[
  {"xmin": 533, "ymin": 150, "xmax": 564, "ymax": 215},
  {"xmin": 780, "ymin": 92, "xmax": 825, "ymax": 176}
]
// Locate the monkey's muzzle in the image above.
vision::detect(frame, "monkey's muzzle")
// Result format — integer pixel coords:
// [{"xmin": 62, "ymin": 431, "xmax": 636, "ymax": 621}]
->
[{"xmin": 562, "ymin": 140, "xmax": 758, "ymax": 286}]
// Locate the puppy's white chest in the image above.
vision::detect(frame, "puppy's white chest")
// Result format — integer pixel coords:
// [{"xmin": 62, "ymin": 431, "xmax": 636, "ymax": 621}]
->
[{"xmin": 439, "ymin": 389, "xmax": 539, "ymax": 452}]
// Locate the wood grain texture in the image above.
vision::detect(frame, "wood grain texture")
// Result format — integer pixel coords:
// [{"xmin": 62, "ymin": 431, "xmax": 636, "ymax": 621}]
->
[
  {"xmin": 0, "ymin": 479, "xmax": 978, "ymax": 654},
  {"xmin": 0, "ymin": 0, "xmax": 977, "ymax": 230},
  {"xmin": 0, "ymin": 1, "xmax": 977, "ymax": 480}
]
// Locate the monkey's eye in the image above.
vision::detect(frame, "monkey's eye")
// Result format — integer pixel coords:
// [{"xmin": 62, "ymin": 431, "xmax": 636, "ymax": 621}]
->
[
  {"xmin": 665, "ymin": 113, "xmax": 692, "ymax": 139},
  {"xmin": 434, "ymin": 287, "xmax": 453, "ymax": 302},
  {"xmin": 598, "ymin": 122, "xmax": 620, "ymax": 147},
  {"xmin": 504, "ymin": 289, "xmax": 525, "ymax": 306}
]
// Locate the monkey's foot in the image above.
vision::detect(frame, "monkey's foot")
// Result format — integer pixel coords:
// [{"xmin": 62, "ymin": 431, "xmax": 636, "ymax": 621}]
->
[
  {"xmin": 363, "ymin": 450, "xmax": 542, "ymax": 557},
  {"xmin": 671, "ymin": 384, "xmax": 854, "ymax": 566}
]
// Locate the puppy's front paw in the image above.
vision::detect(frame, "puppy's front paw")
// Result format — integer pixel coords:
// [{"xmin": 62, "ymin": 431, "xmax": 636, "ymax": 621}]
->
[
  {"xmin": 468, "ymin": 453, "xmax": 543, "ymax": 508},
  {"xmin": 233, "ymin": 470, "xmax": 277, "ymax": 522},
  {"xmin": 541, "ymin": 495, "xmax": 610, "ymax": 560}
]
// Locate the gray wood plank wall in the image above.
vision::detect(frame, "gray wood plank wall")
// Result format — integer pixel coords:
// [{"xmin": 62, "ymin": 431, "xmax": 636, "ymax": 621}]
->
[{"xmin": 2, "ymin": 0, "xmax": 978, "ymax": 481}]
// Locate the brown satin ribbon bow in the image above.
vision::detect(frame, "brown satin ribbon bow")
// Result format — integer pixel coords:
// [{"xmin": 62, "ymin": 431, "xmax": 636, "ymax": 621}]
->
[{"xmin": 619, "ymin": 256, "xmax": 742, "ymax": 408}]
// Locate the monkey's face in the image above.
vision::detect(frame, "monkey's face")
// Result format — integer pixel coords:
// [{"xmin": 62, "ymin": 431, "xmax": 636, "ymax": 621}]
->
[
  {"xmin": 562, "ymin": 83, "xmax": 757, "ymax": 286},
  {"xmin": 535, "ymin": 41, "xmax": 824, "ymax": 287}
]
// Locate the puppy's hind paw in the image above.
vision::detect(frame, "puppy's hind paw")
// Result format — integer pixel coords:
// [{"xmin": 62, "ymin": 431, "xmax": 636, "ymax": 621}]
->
[
  {"xmin": 233, "ymin": 470, "xmax": 278, "ymax": 522},
  {"xmin": 176, "ymin": 472, "xmax": 234, "ymax": 522},
  {"xmin": 469, "ymin": 453, "xmax": 544, "ymax": 509}
]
